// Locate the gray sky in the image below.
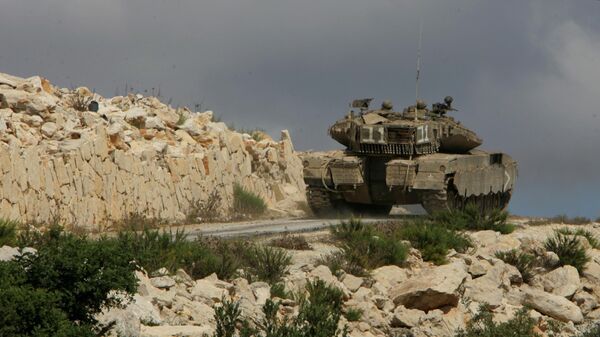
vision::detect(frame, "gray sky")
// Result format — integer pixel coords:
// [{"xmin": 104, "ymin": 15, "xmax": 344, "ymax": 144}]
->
[{"xmin": 1, "ymin": 0, "xmax": 599, "ymax": 218}]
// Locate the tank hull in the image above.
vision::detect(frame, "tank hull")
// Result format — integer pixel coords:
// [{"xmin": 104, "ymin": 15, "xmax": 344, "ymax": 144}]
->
[{"xmin": 301, "ymin": 150, "xmax": 517, "ymax": 215}]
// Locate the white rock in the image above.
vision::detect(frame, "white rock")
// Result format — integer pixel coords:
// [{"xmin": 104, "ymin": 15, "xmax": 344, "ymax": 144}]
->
[
  {"xmin": 191, "ymin": 278, "xmax": 228, "ymax": 303},
  {"xmin": 145, "ymin": 116, "xmax": 165, "ymax": 130},
  {"xmin": 150, "ymin": 276, "xmax": 176, "ymax": 289},
  {"xmin": 140, "ymin": 325, "xmax": 213, "ymax": 337},
  {"xmin": 521, "ymin": 287, "xmax": 584, "ymax": 323},
  {"xmin": 0, "ymin": 246, "xmax": 20, "ymax": 261},
  {"xmin": 341, "ymin": 274, "xmax": 363, "ymax": 292},
  {"xmin": 391, "ymin": 305, "xmax": 426, "ymax": 328},
  {"xmin": 40, "ymin": 122, "xmax": 58, "ymax": 137},
  {"xmin": 541, "ymin": 265, "xmax": 580, "ymax": 297},
  {"xmin": 390, "ymin": 261, "xmax": 468, "ymax": 311}
]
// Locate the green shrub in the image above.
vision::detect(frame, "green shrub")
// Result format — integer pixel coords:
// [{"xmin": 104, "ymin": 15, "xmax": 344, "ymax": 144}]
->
[
  {"xmin": 315, "ymin": 251, "xmax": 355, "ymax": 277},
  {"xmin": 397, "ymin": 221, "xmax": 472, "ymax": 265},
  {"xmin": 455, "ymin": 305, "xmax": 539, "ymax": 337},
  {"xmin": 116, "ymin": 229, "xmax": 239, "ymax": 280},
  {"xmin": 20, "ymin": 232, "xmax": 138, "ymax": 325},
  {"xmin": 213, "ymin": 280, "xmax": 348, "ymax": 337},
  {"xmin": 185, "ymin": 191, "xmax": 223, "ymax": 224},
  {"xmin": 0, "ymin": 227, "xmax": 137, "ymax": 336},
  {"xmin": 243, "ymin": 245, "xmax": 291, "ymax": 284},
  {"xmin": 544, "ymin": 233, "xmax": 590, "ymax": 274},
  {"xmin": 555, "ymin": 227, "xmax": 600, "ymax": 249},
  {"xmin": 431, "ymin": 204, "xmax": 514, "ymax": 234},
  {"xmin": 495, "ymin": 249, "xmax": 535, "ymax": 283},
  {"xmin": 330, "ymin": 218, "xmax": 408, "ymax": 274},
  {"xmin": 270, "ymin": 283, "xmax": 290, "ymax": 299},
  {"xmin": 0, "ymin": 218, "xmax": 18, "ymax": 246},
  {"xmin": 233, "ymin": 183, "xmax": 267, "ymax": 217},
  {"xmin": 270, "ymin": 233, "xmax": 311, "ymax": 250},
  {"xmin": 580, "ymin": 323, "xmax": 600, "ymax": 337},
  {"xmin": 344, "ymin": 308, "xmax": 363, "ymax": 322}
]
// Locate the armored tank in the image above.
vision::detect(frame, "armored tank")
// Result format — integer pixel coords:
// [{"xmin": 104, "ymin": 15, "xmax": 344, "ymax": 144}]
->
[{"xmin": 302, "ymin": 97, "xmax": 517, "ymax": 216}]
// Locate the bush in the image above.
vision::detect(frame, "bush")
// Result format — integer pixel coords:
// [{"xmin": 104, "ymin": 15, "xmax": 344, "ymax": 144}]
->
[
  {"xmin": 431, "ymin": 203, "xmax": 514, "ymax": 234},
  {"xmin": 213, "ymin": 280, "xmax": 348, "ymax": 337},
  {"xmin": 185, "ymin": 191, "xmax": 223, "ymax": 224},
  {"xmin": 344, "ymin": 308, "xmax": 363, "ymax": 322},
  {"xmin": 270, "ymin": 233, "xmax": 311, "ymax": 250},
  {"xmin": 0, "ymin": 227, "xmax": 138, "ymax": 336},
  {"xmin": 117, "ymin": 229, "xmax": 239, "ymax": 280},
  {"xmin": 580, "ymin": 323, "xmax": 600, "ymax": 337},
  {"xmin": 243, "ymin": 245, "xmax": 292, "ymax": 284},
  {"xmin": 330, "ymin": 218, "xmax": 408, "ymax": 275},
  {"xmin": 397, "ymin": 220, "xmax": 473, "ymax": 265},
  {"xmin": 0, "ymin": 218, "xmax": 18, "ymax": 246},
  {"xmin": 315, "ymin": 251, "xmax": 354, "ymax": 277},
  {"xmin": 495, "ymin": 249, "xmax": 535, "ymax": 283},
  {"xmin": 555, "ymin": 227, "xmax": 600, "ymax": 249},
  {"xmin": 455, "ymin": 305, "xmax": 539, "ymax": 337},
  {"xmin": 544, "ymin": 232, "xmax": 590, "ymax": 274},
  {"xmin": 233, "ymin": 183, "xmax": 267, "ymax": 217}
]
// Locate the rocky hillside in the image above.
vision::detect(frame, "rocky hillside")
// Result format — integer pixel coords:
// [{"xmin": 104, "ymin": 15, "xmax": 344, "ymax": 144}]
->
[
  {"xmin": 0, "ymin": 72, "xmax": 306, "ymax": 230},
  {"xmin": 82, "ymin": 221, "xmax": 600, "ymax": 337}
]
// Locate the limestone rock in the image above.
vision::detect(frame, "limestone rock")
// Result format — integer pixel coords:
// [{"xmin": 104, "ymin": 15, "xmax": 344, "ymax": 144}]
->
[
  {"xmin": 140, "ymin": 325, "xmax": 213, "ymax": 337},
  {"xmin": 521, "ymin": 287, "xmax": 584, "ymax": 323},
  {"xmin": 0, "ymin": 245, "xmax": 20, "ymax": 261},
  {"xmin": 390, "ymin": 262, "xmax": 468, "ymax": 311},
  {"xmin": 150, "ymin": 276, "xmax": 176, "ymax": 289},
  {"xmin": 541, "ymin": 265, "xmax": 580, "ymax": 297},
  {"xmin": 391, "ymin": 306, "xmax": 425, "ymax": 328}
]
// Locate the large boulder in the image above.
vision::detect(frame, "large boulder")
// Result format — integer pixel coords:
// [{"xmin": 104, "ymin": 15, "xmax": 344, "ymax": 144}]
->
[
  {"xmin": 541, "ymin": 265, "xmax": 580, "ymax": 297},
  {"xmin": 521, "ymin": 287, "xmax": 584, "ymax": 323},
  {"xmin": 390, "ymin": 262, "xmax": 468, "ymax": 311}
]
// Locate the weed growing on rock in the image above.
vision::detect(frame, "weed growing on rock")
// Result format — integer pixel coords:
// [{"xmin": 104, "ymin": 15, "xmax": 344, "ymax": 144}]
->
[
  {"xmin": 579, "ymin": 323, "xmax": 600, "ymax": 337},
  {"xmin": 185, "ymin": 191, "xmax": 223, "ymax": 224},
  {"xmin": 233, "ymin": 183, "xmax": 267, "ymax": 218},
  {"xmin": 269, "ymin": 233, "xmax": 311, "ymax": 250},
  {"xmin": 544, "ymin": 232, "xmax": 590, "ymax": 274},
  {"xmin": 396, "ymin": 220, "xmax": 472, "ymax": 265},
  {"xmin": 213, "ymin": 280, "xmax": 348, "ymax": 337},
  {"xmin": 555, "ymin": 227, "xmax": 600, "ymax": 249},
  {"xmin": 344, "ymin": 308, "xmax": 363, "ymax": 322},
  {"xmin": 243, "ymin": 245, "xmax": 292, "ymax": 284},
  {"xmin": 66, "ymin": 93, "xmax": 93, "ymax": 112},
  {"xmin": 0, "ymin": 218, "xmax": 18, "ymax": 246},
  {"xmin": 455, "ymin": 305, "xmax": 539, "ymax": 337},
  {"xmin": 494, "ymin": 249, "xmax": 535, "ymax": 283},
  {"xmin": 330, "ymin": 218, "xmax": 408, "ymax": 275},
  {"xmin": 431, "ymin": 203, "xmax": 514, "ymax": 234}
]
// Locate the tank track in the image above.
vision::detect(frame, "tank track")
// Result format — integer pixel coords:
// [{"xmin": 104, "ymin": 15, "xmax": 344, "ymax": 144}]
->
[
  {"xmin": 422, "ymin": 186, "xmax": 512, "ymax": 215},
  {"xmin": 307, "ymin": 186, "xmax": 393, "ymax": 217},
  {"xmin": 306, "ymin": 186, "xmax": 335, "ymax": 216}
]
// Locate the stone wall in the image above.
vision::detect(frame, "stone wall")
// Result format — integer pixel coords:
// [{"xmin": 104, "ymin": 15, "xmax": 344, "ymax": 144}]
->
[{"xmin": 0, "ymin": 72, "xmax": 307, "ymax": 231}]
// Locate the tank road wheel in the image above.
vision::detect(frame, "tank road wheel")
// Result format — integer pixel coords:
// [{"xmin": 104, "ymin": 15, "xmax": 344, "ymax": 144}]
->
[
  {"xmin": 422, "ymin": 184, "xmax": 513, "ymax": 216},
  {"xmin": 306, "ymin": 186, "xmax": 336, "ymax": 216}
]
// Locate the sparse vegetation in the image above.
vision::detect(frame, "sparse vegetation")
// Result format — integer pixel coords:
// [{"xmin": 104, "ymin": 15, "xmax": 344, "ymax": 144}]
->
[
  {"xmin": 233, "ymin": 183, "xmax": 267, "ymax": 218},
  {"xmin": 579, "ymin": 323, "xmax": 600, "ymax": 337},
  {"xmin": 316, "ymin": 251, "xmax": 353, "ymax": 277},
  {"xmin": 528, "ymin": 214, "xmax": 593, "ymax": 226},
  {"xmin": 176, "ymin": 109, "xmax": 188, "ymax": 125},
  {"xmin": 242, "ymin": 245, "xmax": 292, "ymax": 284},
  {"xmin": 329, "ymin": 218, "xmax": 408, "ymax": 275},
  {"xmin": 495, "ymin": 249, "xmax": 535, "ymax": 283},
  {"xmin": 544, "ymin": 232, "xmax": 590, "ymax": 274},
  {"xmin": 0, "ymin": 218, "xmax": 18, "ymax": 246},
  {"xmin": 454, "ymin": 304, "xmax": 539, "ymax": 337},
  {"xmin": 344, "ymin": 308, "xmax": 363, "ymax": 322},
  {"xmin": 185, "ymin": 191, "xmax": 223, "ymax": 224},
  {"xmin": 66, "ymin": 93, "xmax": 93, "ymax": 112},
  {"xmin": 555, "ymin": 227, "xmax": 600, "ymax": 249},
  {"xmin": 396, "ymin": 220, "xmax": 473, "ymax": 265},
  {"xmin": 114, "ymin": 211, "xmax": 163, "ymax": 231},
  {"xmin": 430, "ymin": 203, "xmax": 514, "ymax": 234},
  {"xmin": 270, "ymin": 233, "xmax": 311, "ymax": 250},
  {"xmin": 213, "ymin": 280, "xmax": 348, "ymax": 337}
]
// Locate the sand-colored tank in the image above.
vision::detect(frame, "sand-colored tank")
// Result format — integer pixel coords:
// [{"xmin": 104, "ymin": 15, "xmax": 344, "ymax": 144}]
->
[{"xmin": 301, "ymin": 97, "xmax": 517, "ymax": 216}]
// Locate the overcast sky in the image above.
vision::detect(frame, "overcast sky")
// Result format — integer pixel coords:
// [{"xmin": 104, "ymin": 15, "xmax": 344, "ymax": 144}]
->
[{"xmin": 1, "ymin": 0, "xmax": 599, "ymax": 218}]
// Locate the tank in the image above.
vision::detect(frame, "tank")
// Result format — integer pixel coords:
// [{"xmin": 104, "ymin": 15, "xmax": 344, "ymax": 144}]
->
[{"xmin": 301, "ymin": 97, "xmax": 517, "ymax": 216}]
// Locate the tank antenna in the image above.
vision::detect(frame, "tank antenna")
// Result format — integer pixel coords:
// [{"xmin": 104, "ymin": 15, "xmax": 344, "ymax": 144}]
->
[{"xmin": 415, "ymin": 20, "xmax": 422, "ymax": 121}]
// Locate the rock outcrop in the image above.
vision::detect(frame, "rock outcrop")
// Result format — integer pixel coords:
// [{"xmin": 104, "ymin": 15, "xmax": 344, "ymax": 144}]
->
[{"xmin": 0, "ymin": 72, "xmax": 307, "ymax": 230}]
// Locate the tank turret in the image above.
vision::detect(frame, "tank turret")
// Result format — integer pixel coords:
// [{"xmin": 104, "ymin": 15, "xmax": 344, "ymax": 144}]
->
[
  {"xmin": 301, "ymin": 97, "xmax": 517, "ymax": 217},
  {"xmin": 329, "ymin": 97, "xmax": 482, "ymax": 156}
]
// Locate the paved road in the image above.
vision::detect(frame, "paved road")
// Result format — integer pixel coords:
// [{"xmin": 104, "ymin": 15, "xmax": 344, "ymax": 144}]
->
[{"xmin": 182, "ymin": 218, "xmax": 365, "ymax": 238}]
